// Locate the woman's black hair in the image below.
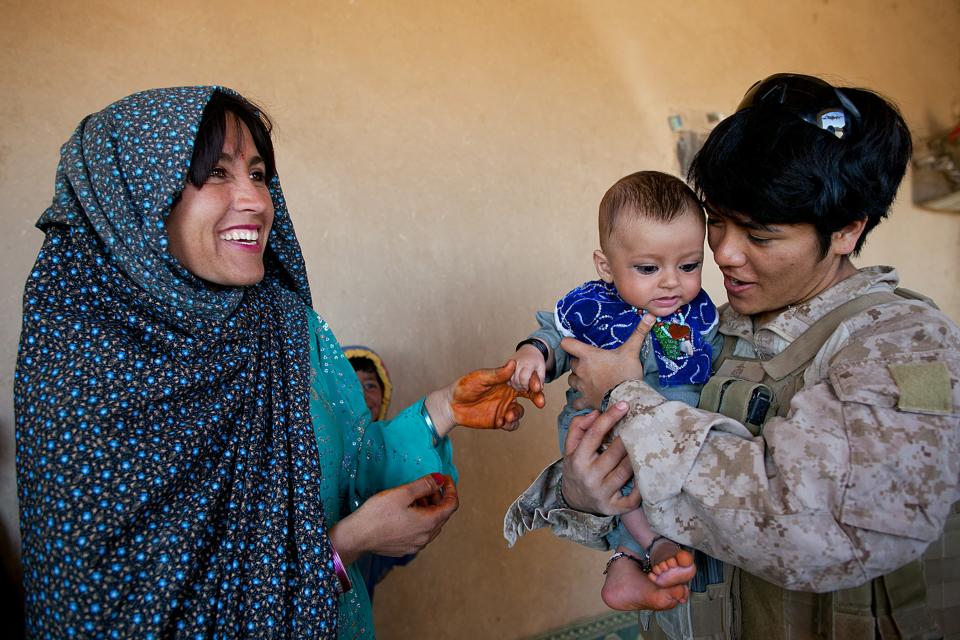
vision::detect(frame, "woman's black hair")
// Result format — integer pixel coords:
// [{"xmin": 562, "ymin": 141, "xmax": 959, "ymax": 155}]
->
[
  {"xmin": 187, "ymin": 90, "xmax": 276, "ymax": 188},
  {"xmin": 688, "ymin": 83, "xmax": 912, "ymax": 257}
]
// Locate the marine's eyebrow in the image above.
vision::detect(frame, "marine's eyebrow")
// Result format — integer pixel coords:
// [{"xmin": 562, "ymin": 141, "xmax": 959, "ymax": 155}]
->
[
  {"xmin": 742, "ymin": 220, "xmax": 779, "ymax": 232},
  {"xmin": 704, "ymin": 207, "xmax": 778, "ymax": 232}
]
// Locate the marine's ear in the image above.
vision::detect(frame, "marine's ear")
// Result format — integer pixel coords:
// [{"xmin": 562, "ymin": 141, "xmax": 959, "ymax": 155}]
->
[
  {"xmin": 593, "ymin": 249, "xmax": 614, "ymax": 283},
  {"xmin": 831, "ymin": 218, "xmax": 867, "ymax": 256}
]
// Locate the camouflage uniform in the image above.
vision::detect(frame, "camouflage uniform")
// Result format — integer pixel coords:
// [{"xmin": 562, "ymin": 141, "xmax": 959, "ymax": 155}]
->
[{"xmin": 505, "ymin": 266, "xmax": 960, "ymax": 635}]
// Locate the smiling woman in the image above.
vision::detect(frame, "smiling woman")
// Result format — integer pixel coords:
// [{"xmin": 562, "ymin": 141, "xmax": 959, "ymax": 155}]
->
[
  {"xmin": 165, "ymin": 93, "xmax": 275, "ymax": 287},
  {"xmin": 703, "ymin": 209, "xmax": 864, "ymax": 326},
  {"xmin": 14, "ymin": 86, "xmax": 544, "ymax": 639},
  {"xmin": 166, "ymin": 146, "xmax": 273, "ymax": 283}
]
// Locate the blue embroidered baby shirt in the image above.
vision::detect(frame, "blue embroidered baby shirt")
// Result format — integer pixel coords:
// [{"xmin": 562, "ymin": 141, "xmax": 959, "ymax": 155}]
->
[{"xmin": 555, "ymin": 280, "xmax": 718, "ymax": 386}]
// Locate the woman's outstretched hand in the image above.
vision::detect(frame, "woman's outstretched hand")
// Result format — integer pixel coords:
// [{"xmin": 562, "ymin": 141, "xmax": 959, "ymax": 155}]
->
[
  {"xmin": 422, "ymin": 360, "xmax": 546, "ymax": 438},
  {"xmin": 451, "ymin": 359, "xmax": 546, "ymax": 431},
  {"xmin": 330, "ymin": 473, "xmax": 459, "ymax": 564}
]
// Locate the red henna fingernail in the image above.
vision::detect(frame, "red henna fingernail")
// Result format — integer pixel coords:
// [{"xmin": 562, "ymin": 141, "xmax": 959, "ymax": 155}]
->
[{"xmin": 431, "ymin": 472, "xmax": 445, "ymax": 486}]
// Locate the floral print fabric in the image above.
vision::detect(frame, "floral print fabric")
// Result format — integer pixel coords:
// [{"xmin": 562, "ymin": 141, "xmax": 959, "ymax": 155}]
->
[{"xmin": 15, "ymin": 87, "xmax": 339, "ymax": 638}]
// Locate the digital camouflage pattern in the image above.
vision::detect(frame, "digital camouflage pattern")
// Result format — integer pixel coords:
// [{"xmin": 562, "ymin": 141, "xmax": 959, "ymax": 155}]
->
[{"xmin": 505, "ymin": 267, "xmax": 960, "ymax": 593}]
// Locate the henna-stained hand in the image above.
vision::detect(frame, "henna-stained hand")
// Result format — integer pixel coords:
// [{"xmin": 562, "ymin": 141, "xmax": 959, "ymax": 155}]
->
[{"xmin": 452, "ymin": 360, "xmax": 546, "ymax": 430}]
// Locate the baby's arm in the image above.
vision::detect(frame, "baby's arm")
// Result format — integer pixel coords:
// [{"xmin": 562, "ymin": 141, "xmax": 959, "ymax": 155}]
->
[
  {"xmin": 509, "ymin": 310, "xmax": 571, "ymax": 391},
  {"xmin": 510, "ymin": 339, "xmax": 553, "ymax": 391},
  {"xmin": 620, "ymin": 506, "xmax": 658, "ymax": 550}
]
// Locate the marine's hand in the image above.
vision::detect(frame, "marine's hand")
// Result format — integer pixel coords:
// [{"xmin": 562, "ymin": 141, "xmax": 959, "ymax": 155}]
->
[
  {"xmin": 563, "ymin": 314, "xmax": 654, "ymax": 410},
  {"xmin": 560, "ymin": 402, "xmax": 641, "ymax": 516},
  {"xmin": 452, "ymin": 360, "xmax": 546, "ymax": 430},
  {"xmin": 330, "ymin": 473, "xmax": 459, "ymax": 562}
]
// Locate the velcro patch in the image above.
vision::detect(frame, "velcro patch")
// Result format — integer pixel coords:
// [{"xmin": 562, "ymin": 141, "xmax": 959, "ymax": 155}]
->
[{"xmin": 888, "ymin": 361, "xmax": 953, "ymax": 415}]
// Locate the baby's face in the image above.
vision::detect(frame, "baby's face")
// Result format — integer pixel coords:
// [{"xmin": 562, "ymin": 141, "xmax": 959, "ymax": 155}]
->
[{"xmin": 598, "ymin": 208, "xmax": 705, "ymax": 317}]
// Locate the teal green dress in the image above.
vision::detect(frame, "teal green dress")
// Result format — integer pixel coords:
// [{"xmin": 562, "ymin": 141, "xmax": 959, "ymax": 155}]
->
[{"xmin": 307, "ymin": 309, "xmax": 457, "ymax": 639}]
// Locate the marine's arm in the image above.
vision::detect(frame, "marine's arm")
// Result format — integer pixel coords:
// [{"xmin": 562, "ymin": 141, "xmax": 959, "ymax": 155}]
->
[
  {"xmin": 503, "ymin": 458, "xmax": 617, "ymax": 550},
  {"xmin": 612, "ymin": 303, "xmax": 960, "ymax": 591},
  {"xmin": 504, "ymin": 315, "xmax": 653, "ymax": 546},
  {"xmin": 504, "ymin": 403, "xmax": 641, "ymax": 548}
]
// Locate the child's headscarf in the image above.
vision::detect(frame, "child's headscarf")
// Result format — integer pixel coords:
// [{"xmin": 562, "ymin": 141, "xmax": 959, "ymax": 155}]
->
[{"xmin": 15, "ymin": 87, "xmax": 339, "ymax": 637}]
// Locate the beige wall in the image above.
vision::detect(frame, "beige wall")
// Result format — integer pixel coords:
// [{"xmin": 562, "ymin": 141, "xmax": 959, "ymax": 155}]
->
[{"xmin": 2, "ymin": 1, "xmax": 959, "ymax": 637}]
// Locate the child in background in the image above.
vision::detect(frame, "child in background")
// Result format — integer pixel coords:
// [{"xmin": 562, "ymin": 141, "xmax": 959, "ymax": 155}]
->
[
  {"xmin": 346, "ymin": 346, "xmax": 392, "ymax": 422},
  {"xmin": 345, "ymin": 346, "xmax": 416, "ymax": 601},
  {"xmin": 510, "ymin": 171, "xmax": 722, "ymax": 613}
]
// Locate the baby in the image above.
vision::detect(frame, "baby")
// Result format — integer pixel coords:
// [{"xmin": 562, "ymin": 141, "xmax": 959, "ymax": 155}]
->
[{"xmin": 511, "ymin": 171, "xmax": 721, "ymax": 610}]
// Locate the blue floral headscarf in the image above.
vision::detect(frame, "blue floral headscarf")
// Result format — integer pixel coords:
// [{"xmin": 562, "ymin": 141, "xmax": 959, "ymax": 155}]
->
[{"xmin": 15, "ymin": 87, "xmax": 339, "ymax": 637}]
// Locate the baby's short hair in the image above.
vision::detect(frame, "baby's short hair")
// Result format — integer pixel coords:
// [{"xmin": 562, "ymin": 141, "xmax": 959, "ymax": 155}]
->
[{"xmin": 598, "ymin": 171, "xmax": 703, "ymax": 249}]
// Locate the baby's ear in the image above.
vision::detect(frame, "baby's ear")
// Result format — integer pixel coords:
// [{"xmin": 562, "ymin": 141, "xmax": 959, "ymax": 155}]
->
[{"xmin": 593, "ymin": 249, "xmax": 614, "ymax": 283}]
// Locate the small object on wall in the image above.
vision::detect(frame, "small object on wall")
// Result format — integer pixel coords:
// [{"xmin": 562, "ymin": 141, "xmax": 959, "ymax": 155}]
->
[
  {"xmin": 912, "ymin": 123, "xmax": 960, "ymax": 212},
  {"xmin": 669, "ymin": 110, "xmax": 723, "ymax": 177}
]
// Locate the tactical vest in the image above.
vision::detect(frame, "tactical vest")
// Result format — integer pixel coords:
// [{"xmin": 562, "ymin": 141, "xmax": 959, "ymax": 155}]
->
[{"xmin": 646, "ymin": 290, "xmax": 957, "ymax": 640}]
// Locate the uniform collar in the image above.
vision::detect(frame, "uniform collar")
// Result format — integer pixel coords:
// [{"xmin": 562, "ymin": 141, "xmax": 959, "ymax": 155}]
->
[{"xmin": 720, "ymin": 266, "xmax": 900, "ymax": 351}]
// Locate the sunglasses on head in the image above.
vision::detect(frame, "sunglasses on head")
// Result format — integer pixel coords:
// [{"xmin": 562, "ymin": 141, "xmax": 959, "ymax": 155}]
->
[{"xmin": 736, "ymin": 73, "xmax": 861, "ymax": 139}]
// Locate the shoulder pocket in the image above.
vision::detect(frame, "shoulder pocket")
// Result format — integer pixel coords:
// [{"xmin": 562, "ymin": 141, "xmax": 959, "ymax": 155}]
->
[{"xmin": 829, "ymin": 351, "xmax": 958, "ymax": 415}]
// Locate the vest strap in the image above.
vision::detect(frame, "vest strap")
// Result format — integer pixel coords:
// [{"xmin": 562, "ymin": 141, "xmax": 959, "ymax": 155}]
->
[
  {"xmin": 761, "ymin": 292, "xmax": 902, "ymax": 380},
  {"xmin": 874, "ymin": 560, "xmax": 941, "ymax": 639},
  {"xmin": 821, "ymin": 581, "xmax": 875, "ymax": 639}
]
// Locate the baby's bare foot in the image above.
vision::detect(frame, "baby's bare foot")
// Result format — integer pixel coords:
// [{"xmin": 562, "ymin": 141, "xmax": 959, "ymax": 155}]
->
[
  {"xmin": 602, "ymin": 547, "xmax": 690, "ymax": 611},
  {"xmin": 648, "ymin": 548, "xmax": 695, "ymax": 587}
]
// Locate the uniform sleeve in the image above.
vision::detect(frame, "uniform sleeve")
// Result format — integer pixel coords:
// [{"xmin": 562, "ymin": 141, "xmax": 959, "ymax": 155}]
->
[
  {"xmin": 611, "ymin": 306, "xmax": 960, "ymax": 592},
  {"xmin": 503, "ymin": 458, "xmax": 617, "ymax": 549}
]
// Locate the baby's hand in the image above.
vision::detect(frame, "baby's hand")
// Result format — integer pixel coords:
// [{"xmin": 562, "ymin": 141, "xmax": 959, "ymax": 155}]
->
[
  {"xmin": 510, "ymin": 344, "xmax": 547, "ymax": 391},
  {"xmin": 451, "ymin": 360, "xmax": 545, "ymax": 430}
]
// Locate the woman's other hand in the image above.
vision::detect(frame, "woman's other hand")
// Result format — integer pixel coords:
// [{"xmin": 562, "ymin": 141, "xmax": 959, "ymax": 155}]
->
[
  {"xmin": 559, "ymin": 402, "xmax": 641, "ymax": 516},
  {"xmin": 331, "ymin": 473, "xmax": 459, "ymax": 564},
  {"xmin": 562, "ymin": 314, "xmax": 654, "ymax": 410}
]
